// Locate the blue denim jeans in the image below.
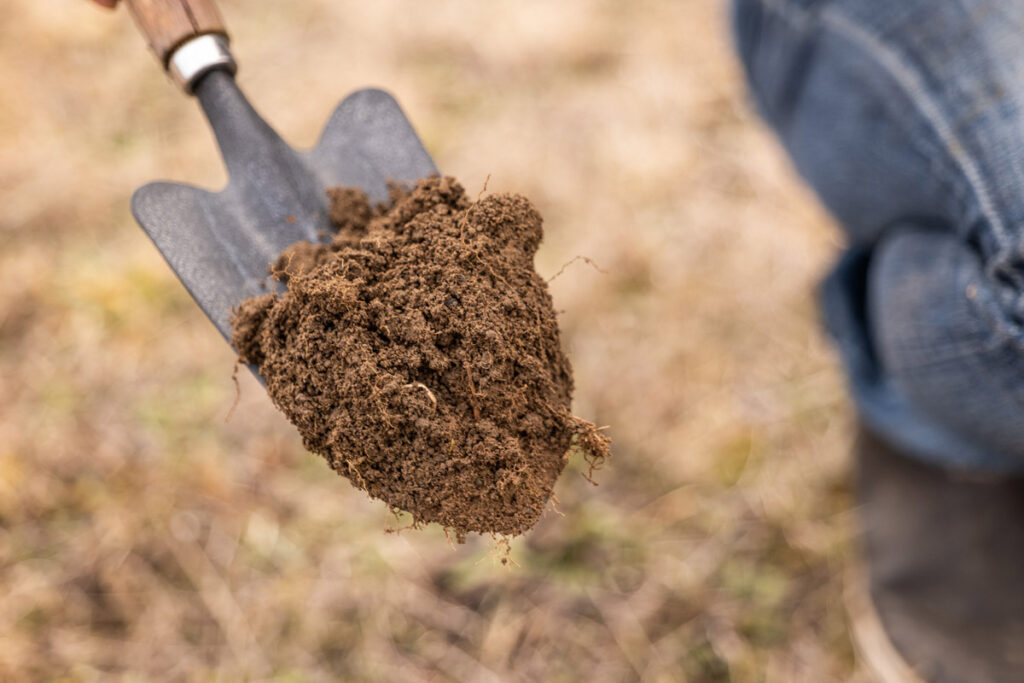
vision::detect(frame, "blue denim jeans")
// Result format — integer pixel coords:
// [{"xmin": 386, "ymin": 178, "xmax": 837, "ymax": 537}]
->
[{"xmin": 733, "ymin": 0, "xmax": 1024, "ymax": 472}]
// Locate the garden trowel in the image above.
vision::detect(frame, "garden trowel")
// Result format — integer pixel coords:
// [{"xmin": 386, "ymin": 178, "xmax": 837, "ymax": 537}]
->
[{"xmin": 124, "ymin": 0, "xmax": 437, "ymax": 340}]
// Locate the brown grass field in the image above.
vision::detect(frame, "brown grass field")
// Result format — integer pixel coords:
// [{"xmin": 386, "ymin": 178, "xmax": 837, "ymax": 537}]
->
[{"xmin": 0, "ymin": 1, "xmax": 867, "ymax": 680}]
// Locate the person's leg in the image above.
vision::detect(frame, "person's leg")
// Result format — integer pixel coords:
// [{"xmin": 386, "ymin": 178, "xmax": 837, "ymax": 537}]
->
[
  {"xmin": 732, "ymin": 0, "xmax": 1024, "ymax": 678},
  {"xmin": 733, "ymin": 0, "xmax": 1024, "ymax": 471}
]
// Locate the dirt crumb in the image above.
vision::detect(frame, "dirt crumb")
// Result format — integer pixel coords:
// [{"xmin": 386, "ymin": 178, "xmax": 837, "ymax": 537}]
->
[{"xmin": 231, "ymin": 175, "xmax": 609, "ymax": 540}]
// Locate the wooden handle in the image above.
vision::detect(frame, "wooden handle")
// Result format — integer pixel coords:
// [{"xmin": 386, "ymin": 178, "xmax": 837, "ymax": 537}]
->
[{"xmin": 125, "ymin": 0, "xmax": 228, "ymax": 67}]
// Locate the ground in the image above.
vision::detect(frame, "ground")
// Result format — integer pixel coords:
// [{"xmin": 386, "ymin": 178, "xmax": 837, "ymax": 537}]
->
[{"xmin": 0, "ymin": 1, "xmax": 866, "ymax": 680}]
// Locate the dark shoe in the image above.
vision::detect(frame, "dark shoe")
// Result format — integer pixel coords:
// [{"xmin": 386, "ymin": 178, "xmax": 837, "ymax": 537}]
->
[{"xmin": 849, "ymin": 427, "xmax": 1024, "ymax": 682}]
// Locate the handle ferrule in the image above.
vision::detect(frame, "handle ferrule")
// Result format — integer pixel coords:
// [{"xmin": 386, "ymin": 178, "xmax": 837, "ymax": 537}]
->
[
  {"xmin": 169, "ymin": 34, "xmax": 236, "ymax": 93},
  {"xmin": 126, "ymin": 0, "xmax": 232, "ymax": 93}
]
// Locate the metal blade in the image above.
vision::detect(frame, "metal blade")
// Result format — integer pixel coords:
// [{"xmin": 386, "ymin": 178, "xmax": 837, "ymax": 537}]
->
[{"xmin": 130, "ymin": 71, "xmax": 437, "ymax": 341}]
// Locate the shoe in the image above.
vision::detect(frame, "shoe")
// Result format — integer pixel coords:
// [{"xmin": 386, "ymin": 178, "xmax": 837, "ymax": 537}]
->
[{"xmin": 848, "ymin": 427, "xmax": 1024, "ymax": 683}]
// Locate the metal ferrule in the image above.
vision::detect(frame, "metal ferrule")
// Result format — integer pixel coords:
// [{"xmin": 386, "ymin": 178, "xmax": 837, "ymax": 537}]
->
[{"xmin": 168, "ymin": 34, "xmax": 237, "ymax": 94}]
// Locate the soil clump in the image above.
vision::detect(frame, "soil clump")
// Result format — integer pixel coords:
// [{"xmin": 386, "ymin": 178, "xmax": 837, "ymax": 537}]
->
[{"xmin": 231, "ymin": 176, "xmax": 609, "ymax": 539}]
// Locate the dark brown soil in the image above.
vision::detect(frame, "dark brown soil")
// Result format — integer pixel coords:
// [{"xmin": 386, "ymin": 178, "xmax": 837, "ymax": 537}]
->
[{"xmin": 231, "ymin": 176, "xmax": 609, "ymax": 540}]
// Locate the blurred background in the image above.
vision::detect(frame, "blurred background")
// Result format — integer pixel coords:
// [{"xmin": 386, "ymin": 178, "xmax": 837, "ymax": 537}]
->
[{"xmin": 0, "ymin": 0, "xmax": 862, "ymax": 680}]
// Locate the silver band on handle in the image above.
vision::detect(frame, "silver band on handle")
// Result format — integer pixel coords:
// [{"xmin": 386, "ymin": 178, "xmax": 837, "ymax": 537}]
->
[{"xmin": 168, "ymin": 34, "xmax": 237, "ymax": 93}]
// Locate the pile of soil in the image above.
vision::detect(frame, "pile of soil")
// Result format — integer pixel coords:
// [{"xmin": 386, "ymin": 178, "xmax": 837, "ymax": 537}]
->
[{"xmin": 231, "ymin": 176, "xmax": 609, "ymax": 539}]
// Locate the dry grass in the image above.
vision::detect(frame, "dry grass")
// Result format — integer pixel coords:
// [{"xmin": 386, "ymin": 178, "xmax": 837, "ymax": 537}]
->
[{"xmin": 1, "ymin": 0, "xmax": 865, "ymax": 680}]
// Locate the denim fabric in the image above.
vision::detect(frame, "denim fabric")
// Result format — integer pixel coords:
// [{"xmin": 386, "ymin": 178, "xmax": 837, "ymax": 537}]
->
[{"xmin": 733, "ymin": 0, "xmax": 1024, "ymax": 471}]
